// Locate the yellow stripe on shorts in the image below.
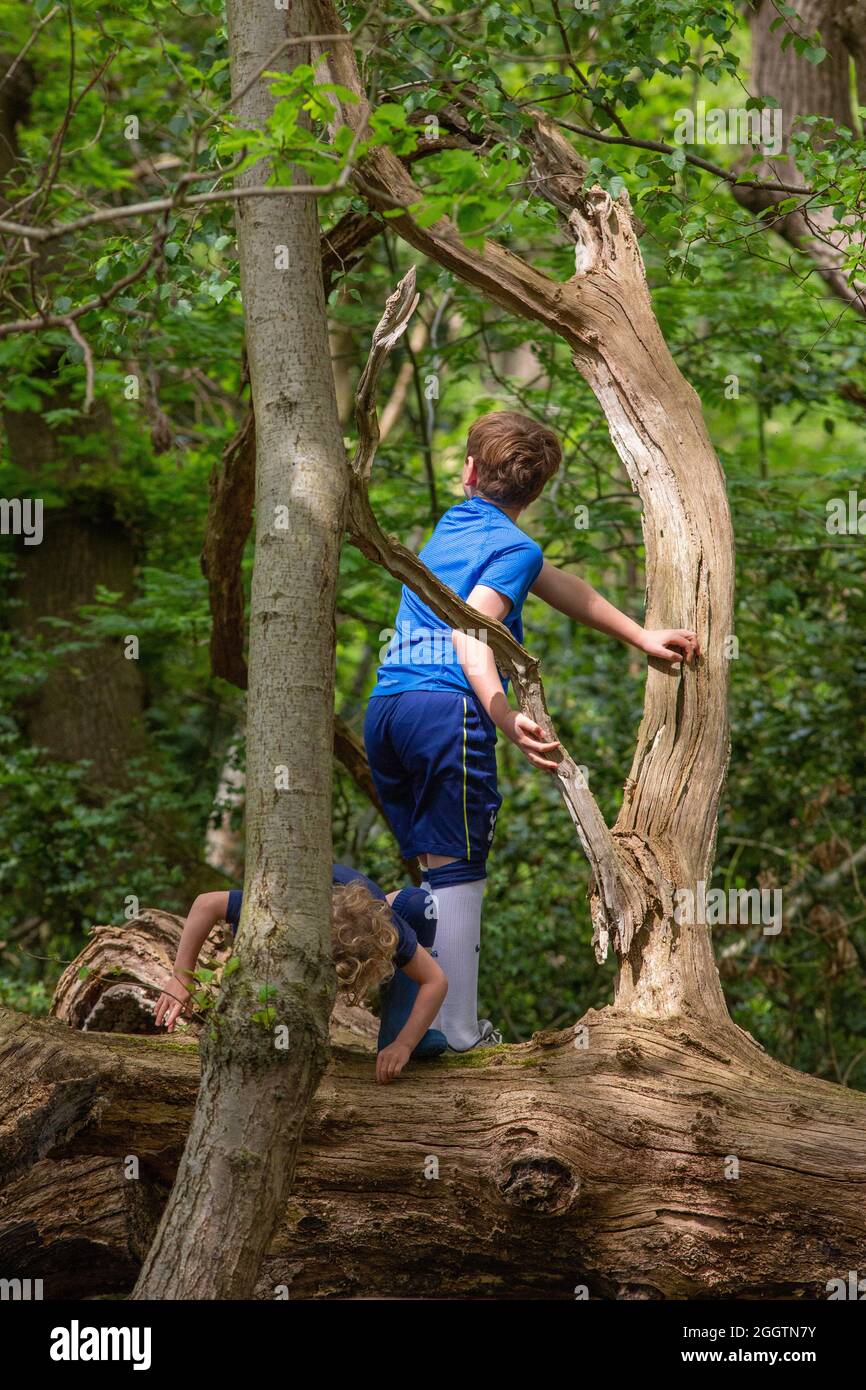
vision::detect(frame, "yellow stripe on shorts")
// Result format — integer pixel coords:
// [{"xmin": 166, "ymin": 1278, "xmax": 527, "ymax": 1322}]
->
[{"xmin": 461, "ymin": 697, "xmax": 471, "ymax": 859}]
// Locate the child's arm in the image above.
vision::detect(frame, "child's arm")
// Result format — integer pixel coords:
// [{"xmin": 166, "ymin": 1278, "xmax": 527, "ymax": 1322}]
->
[
  {"xmin": 530, "ymin": 560, "xmax": 699, "ymax": 663},
  {"xmin": 154, "ymin": 891, "xmax": 231, "ymax": 1032},
  {"xmin": 376, "ymin": 948, "xmax": 448, "ymax": 1085},
  {"xmin": 452, "ymin": 584, "xmax": 561, "ymax": 770}
]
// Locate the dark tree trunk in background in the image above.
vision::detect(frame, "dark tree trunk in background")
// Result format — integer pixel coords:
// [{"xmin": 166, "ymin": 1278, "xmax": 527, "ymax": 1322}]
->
[
  {"xmin": 0, "ymin": 60, "xmax": 146, "ymax": 785},
  {"xmin": 734, "ymin": 0, "xmax": 866, "ymax": 316},
  {"xmin": 5, "ymin": 500, "xmax": 146, "ymax": 782}
]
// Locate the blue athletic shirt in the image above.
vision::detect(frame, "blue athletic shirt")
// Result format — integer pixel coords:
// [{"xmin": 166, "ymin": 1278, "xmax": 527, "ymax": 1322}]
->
[
  {"xmin": 225, "ymin": 863, "xmax": 431, "ymax": 970},
  {"xmin": 370, "ymin": 495, "xmax": 544, "ymax": 697}
]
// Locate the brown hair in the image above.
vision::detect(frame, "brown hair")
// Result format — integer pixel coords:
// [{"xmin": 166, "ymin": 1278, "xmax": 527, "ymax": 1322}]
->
[
  {"xmin": 467, "ymin": 410, "xmax": 561, "ymax": 508},
  {"xmin": 331, "ymin": 879, "xmax": 398, "ymax": 1006}
]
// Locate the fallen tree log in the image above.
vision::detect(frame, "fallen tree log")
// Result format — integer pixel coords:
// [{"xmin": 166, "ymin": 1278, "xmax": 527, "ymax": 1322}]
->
[
  {"xmin": 2, "ymin": 1000, "xmax": 864, "ymax": 1300},
  {"xmin": 50, "ymin": 909, "xmax": 232, "ymax": 1034},
  {"xmin": 0, "ymin": 1157, "xmax": 149, "ymax": 1299}
]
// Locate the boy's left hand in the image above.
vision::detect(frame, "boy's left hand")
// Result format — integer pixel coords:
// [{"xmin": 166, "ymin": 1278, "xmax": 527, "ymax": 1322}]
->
[
  {"xmin": 640, "ymin": 628, "xmax": 700, "ymax": 664},
  {"xmin": 376, "ymin": 1040, "xmax": 412, "ymax": 1085}
]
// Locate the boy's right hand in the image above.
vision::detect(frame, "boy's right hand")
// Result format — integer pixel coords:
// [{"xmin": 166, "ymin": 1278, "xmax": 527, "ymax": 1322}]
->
[
  {"xmin": 503, "ymin": 711, "xmax": 560, "ymax": 771},
  {"xmin": 154, "ymin": 978, "xmax": 191, "ymax": 1032}
]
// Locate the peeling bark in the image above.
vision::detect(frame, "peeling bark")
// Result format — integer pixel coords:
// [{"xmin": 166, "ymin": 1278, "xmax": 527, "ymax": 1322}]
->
[
  {"xmin": 51, "ymin": 910, "xmax": 233, "ymax": 1034},
  {"xmin": 48, "ymin": 910, "xmax": 379, "ymax": 1050}
]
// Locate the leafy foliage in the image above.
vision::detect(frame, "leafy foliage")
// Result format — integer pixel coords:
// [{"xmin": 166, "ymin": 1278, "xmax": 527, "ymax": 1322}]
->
[{"xmin": 0, "ymin": 0, "xmax": 864, "ymax": 1089}]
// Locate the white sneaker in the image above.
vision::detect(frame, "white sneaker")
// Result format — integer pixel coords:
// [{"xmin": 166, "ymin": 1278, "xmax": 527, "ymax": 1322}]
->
[
  {"xmin": 447, "ymin": 1019, "xmax": 503, "ymax": 1052},
  {"xmin": 475, "ymin": 1019, "xmax": 503, "ymax": 1047}
]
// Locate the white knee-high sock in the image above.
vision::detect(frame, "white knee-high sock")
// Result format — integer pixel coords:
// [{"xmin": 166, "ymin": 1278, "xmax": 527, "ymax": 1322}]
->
[{"xmin": 424, "ymin": 877, "xmax": 487, "ymax": 1051}]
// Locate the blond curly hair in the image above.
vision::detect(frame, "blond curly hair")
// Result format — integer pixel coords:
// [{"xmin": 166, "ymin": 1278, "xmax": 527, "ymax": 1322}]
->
[{"xmin": 331, "ymin": 879, "xmax": 398, "ymax": 1006}]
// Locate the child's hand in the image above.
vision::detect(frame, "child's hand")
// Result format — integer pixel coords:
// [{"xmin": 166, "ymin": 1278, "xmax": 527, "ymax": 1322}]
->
[
  {"xmin": 376, "ymin": 1040, "xmax": 412, "ymax": 1084},
  {"xmin": 503, "ymin": 711, "xmax": 560, "ymax": 771},
  {"xmin": 640, "ymin": 628, "xmax": 700, "ymax": 664},
  {"xmin": 154, "ymin": 978, "xmax": 191, "ymax": 1032}
]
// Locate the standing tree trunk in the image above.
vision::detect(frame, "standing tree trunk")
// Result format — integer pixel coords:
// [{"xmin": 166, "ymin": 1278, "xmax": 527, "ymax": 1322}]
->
[{"xmin": 131, "ymin": 0, "xmax": 347, "ymax": 1299}]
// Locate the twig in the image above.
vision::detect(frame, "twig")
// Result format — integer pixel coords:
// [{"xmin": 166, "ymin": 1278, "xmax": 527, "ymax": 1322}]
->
[
  {"xmin": 62, "ymin": 315, "xmax": 94, "ymax": 412},
  {"xmin": 0, "ymin": 5, "xmax": 61, "ymax": 92}
]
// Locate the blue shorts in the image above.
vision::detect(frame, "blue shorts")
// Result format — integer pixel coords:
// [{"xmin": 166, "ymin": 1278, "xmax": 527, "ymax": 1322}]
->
[{"xmin": 364, "ymin": 690, "xmax": 501, "ymax": 864}]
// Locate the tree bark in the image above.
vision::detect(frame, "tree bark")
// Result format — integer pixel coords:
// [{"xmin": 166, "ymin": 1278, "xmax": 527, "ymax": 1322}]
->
[
  {"xmin": 4, "ymin": 10, "xmax": 860, "ymax": 1305},
  {"xmin": 3, "ymin": 1004, "xmax": 865, "ymax": 1300},
  {"xmin": 0, "ymin": 1157, "xmax": 147, "ymax": 1299},
  {"xmin": 200, "ymin": 208, "xmax": 383, "ymax": 691},
  {"xmin": 130, "ymin": 0, "xmax": 347, "ymax": 1300},
  {"xmin": 51, "ymin": 909, "xmax": 233, "ymax": 1034},
  {"xmin": 5, "ymin": 505, "xmax": 147, "ymax": 783}
]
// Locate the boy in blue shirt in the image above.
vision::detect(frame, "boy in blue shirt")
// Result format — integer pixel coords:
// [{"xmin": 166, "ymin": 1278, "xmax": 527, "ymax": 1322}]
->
[{"xmin": 365, "ymin": 410, "xmax": 699, "ymax": 1051}]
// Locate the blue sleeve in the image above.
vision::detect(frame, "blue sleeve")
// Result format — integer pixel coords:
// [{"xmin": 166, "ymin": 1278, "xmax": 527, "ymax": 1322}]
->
[
  {"xmin": 226, "ymin": 889, "xmax": 243, "ymax": 935},
  {"xmin": 392, "ymin": 916, "xmax": 418, "ymax": 969},
  {"xmin": 477, "ymin": 539, "xmax": 543, "ymax": 610}
]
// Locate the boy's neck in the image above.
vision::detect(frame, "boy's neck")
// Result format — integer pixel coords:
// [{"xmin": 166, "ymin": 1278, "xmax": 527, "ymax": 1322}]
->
[{"xmin": 470, "ymin": 491, "xmax": 523, "ymax": 524}]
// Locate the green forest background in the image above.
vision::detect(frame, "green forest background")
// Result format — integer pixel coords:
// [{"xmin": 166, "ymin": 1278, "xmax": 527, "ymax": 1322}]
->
[{"xmin": 1, "ymin": 0, "xmax": 864, "ymax": 1088}]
